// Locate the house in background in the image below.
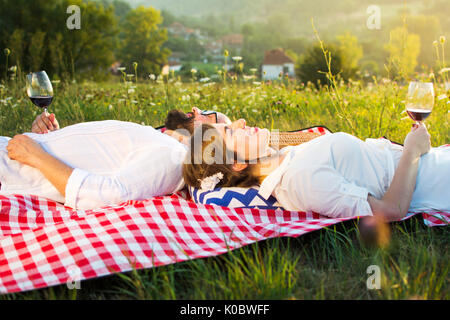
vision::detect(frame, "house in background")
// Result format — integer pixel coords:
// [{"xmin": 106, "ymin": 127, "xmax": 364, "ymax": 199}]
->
[{"xmin": 261, "ymin": 49, "xmax": 295, "ymax": 80}]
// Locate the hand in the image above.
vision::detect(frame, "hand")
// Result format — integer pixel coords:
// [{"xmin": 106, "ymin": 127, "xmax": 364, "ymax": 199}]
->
[
  {"xmin": 6, "ymin": 135, "xmax": 46, "ymax": 168},
  {"xmin": 31, "ymin": 111, "xmax": 60, "ymax": 134},
  {"xmin": 403, "ymin": 123, "xmax": 431, "ymax": 158}
]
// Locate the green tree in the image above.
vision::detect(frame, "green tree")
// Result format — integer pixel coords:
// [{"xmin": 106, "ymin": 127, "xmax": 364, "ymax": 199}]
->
[
  {"xmin": 295, "ymin": 43, "xmax": 357, "ymax": 86},
  {"xmin": 118, "ymin": 6, "xmax": 170, "ymax": 76},
  {"xmin": 385, "ymin": 26, "xmax": 421, "ymax": 80},
  {"xmin": 0, "ymin": 0, "xmax": 117, "ymax": 80},
  {"xmin": 337, "ymin": 32, "xmax": 363, "ymax": 71}
]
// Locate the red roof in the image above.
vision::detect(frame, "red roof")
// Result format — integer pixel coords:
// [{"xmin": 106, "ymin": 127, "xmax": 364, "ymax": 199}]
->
[{"xmin": 262, "ymin": 49, "xmax": 294, "ymax": 65}]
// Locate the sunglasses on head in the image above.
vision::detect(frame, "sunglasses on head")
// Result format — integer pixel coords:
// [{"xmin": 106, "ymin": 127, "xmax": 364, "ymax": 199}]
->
[{"xmin": 187, "ymin": 110, "xmax": 218, "ymax": 123}]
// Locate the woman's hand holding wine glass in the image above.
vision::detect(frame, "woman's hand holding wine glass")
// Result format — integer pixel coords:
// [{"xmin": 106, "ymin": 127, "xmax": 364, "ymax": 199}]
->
[{"xmin": 403, "ymin": 122, "xmax": 431, "ymax": 159}]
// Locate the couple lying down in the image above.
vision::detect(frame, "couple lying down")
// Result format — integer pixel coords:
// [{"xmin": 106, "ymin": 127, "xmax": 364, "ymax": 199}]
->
[{"xmin": 0, "ymin": 109, "xmax": 449, "ymax": 223}]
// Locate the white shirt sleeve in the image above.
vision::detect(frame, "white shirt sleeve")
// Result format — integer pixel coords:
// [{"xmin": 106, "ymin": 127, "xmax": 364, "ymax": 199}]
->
[
  {"xmin": 281, "ymin": 165, "xmax": 373, "ymax": 218},
  {"xmin": 64, "ymin": 145, "xmax": 185, "ymax": 210}
]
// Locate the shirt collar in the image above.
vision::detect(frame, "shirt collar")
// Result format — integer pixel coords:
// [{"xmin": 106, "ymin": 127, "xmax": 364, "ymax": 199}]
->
[{"xmin": 259, "ymin": 147, "xmax": 294, "ymax": 200}]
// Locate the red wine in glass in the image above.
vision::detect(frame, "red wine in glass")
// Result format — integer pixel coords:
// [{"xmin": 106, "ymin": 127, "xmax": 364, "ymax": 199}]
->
[
  {"xmin": 26, "ymin": 71, "xmax": 54, "ymax": 115},
  {"xmin": 29, "ymin": 96, "xmax": 53, "ymax": 109},
  {"xmin": 406, "ymin": 82, "xmax": 434, "ymax": 125},
  {"xmin": 406, "ymin": 108, "xmax": 431, "ymax": 122}
]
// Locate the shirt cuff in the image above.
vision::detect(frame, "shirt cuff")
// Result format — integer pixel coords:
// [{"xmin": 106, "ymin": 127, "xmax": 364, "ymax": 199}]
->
[{"xmin": 64, "ymin": 168, "xmax": 89, "ymax": 209}]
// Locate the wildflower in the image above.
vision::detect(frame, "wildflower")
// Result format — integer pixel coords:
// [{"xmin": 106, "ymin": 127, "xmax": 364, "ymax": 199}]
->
[
  {"xmin": 4, "ymin": 48, "xmax": 10, "ymax": 56},
  {"xmin": 250, "ymin": 68, "xmax": 258, "ymax": 73},
  {"xmin": 433, "ymin": 40, "xmax": 439, "ymax": 47},
  {"xmin": 232, "ymin": 56, "xmax": 242, "ymax": 62},
  {"xmin": 224, "ymin": 50, "xmax": 229, "ymax": 57},
  {"xmin": 51, "ymin": 80, "xmax": 61, "ymax": 84},
  {"xmin": 199, "ymin": 77, "xmax": 210, "ymax": 83},
  {"xmin": 132, "ymin": 100, "xmax": 138, "ymax": 104},
  {"xmin": 118, "ymin": 98, "xmax": 126, "ymax": 103},
  {"xmin": 85, "ymin": 94, "xmax": 94, "ymax": 99},
  {"xmin": 192, "ymin": 93, "xmax": 200, "ymax": 99},
  {"xmin": 133, "ymin": 62, "xmax": 138, "ymax": 69},
  {"xmin": 9, "ymin": 66, "xmax": 17, "ymax": 72},
  {"xmin": 149, "ymin": 74, "xmax": 156, "ymax": 80},
  {"xmin": 108, "ymin": 104, "xmax": 113, "ymax": 110},
  {"xmin": 253, "ymin": 81, "xmax": 261, "ymax": 86},
  {"xmin": 126, "ymin": 74, "xmax": 134, "ymax": 78},
  {"xmin": 191, "ymin": 68, "xmax": 197, "ymax": 74},
  {"xmin": 440, "ymin": 36, "xmax": 446, "ymax": 44},
  {"xmin": 429, "ymin": 72, "xmax": 435, "ymax": 79},
  {"xmin": 150, "ymin": 102, "xmax": 156, "ymax": 106},
  {"xmin": 252, "ymin": 109, "xmax": 258, "ymax": 113},
  {"xmin": 117, "ymin": 67, "xmax": 126, "ymax": 72},
  {"xmin": 128, "ymin": 88, "xmax": 135, "ymax": 94},
  {"xmin": 439, "ymin": 68, "xmax": 450, "ymax": 74}
]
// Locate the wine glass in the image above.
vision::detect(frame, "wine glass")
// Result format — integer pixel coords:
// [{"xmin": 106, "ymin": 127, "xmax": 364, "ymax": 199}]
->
[
  {"xmin": 405, "ymin": 81, "xmax": 434, "ymax": 125},
  {"xmin": 26, "ymin": 71, "xmax": 54, "ymax": 115}
]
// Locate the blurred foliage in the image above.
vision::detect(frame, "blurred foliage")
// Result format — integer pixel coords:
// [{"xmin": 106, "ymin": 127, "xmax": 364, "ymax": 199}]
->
[
  {"xmin": 118, "ymin": 6, "xmax": 170, "ymax": 76},
  {"xmin": 385, "ymin": 26, "xmax": 421, "ymax": 81}
]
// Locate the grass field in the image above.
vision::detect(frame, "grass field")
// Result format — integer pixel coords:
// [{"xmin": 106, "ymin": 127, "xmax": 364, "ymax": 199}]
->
[{"xmin": 0, "ymin": 75, "xmax": 449, "ymax": 299}]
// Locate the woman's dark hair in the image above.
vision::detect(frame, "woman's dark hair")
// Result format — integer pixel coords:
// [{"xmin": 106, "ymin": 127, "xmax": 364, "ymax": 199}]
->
[{"xmin": 165, "ymin": 109, "xmax": 195, "ymax": 134}]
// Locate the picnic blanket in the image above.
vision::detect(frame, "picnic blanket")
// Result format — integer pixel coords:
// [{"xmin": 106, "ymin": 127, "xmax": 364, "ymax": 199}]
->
[{"xmin": 0, "ymin": 190, "xmax": 448, "ymax": 294}]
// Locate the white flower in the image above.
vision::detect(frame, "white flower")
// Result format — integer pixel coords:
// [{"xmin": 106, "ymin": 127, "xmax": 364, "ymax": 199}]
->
[
  {"xmin": 108, "ymin": 104, "xmax": 113, "ymax": 110},
  {"xmin": 128, "ymin": 88, "xmax": 135, "ymax": 94},
  {"xmin": 439, "ymin": 68, "xmax": 450, "ymax": 74},
  {"xmin": 117, "ymin": 67, "xmax": 126, "ymax": 71},
  {"xmin": 232, "ymin": 56, "xmax": 242, "ymax": 62},
  {"xmin": 131, "ymin": 100, "xmax": 138, "ymax": 104},
  {"xmin": 253, "ymin": 81, "xmax": 261, "ymax": 86},
  {"xmin": 9, "ymin": 66, "xmax": 17, "ymax": 72},
  {"xmin": 191, "ymin": 68, "xmax": 197, "ymax": 74},
  {"xmin": 126, "ymin": 74, "xmax": 135, "ymax": 78},
  {"xmin": 199, "ymin": 77, "xmax": 210, "ymax": 83},
  {"xmin": 199, "ymin": 172, "xmax": 224, "ymax": 191},
  {"xmin": 51, "ymin": 80, "xmax": 61, "ymax": 84},
  {"xmin": 149, "ymin": 74, "xmax": 156, "ymax": 80}
]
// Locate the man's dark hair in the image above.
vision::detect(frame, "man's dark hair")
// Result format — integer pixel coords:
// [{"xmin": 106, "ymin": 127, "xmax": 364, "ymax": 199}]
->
[{"xmin": 164, "ymin": 109, "xmax": 195, "ymax": 134}]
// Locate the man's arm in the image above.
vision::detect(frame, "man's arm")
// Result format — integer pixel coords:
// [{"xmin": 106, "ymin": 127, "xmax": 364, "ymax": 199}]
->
[
  {"xmin": 7, "ymin": 135, "xmax": 72, "ymax": 196},
  {"xmin": 368, "ymin": 124, "xmax": 431, "ymax": 222}
]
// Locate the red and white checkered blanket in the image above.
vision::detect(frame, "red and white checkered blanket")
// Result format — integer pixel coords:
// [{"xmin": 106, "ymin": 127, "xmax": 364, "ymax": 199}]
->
[{"xmin": 0, "ymin": 191, "xmax": 448, "ymax": 294}]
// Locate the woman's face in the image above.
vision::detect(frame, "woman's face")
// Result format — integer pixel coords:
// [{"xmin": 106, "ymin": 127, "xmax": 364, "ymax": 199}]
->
[{"xmin": 213, "ymin": 119, "xmax": 270, "ymax": 161}]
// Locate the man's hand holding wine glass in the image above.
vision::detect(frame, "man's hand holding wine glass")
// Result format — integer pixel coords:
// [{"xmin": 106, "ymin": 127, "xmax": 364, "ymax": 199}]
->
[{"xmin": 32, "ymin": 111, "xmax": 60, "ymax": 134}]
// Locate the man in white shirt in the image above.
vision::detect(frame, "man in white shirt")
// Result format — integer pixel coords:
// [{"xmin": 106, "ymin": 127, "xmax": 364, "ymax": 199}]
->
[{"xmin": 1, "ymin": 120, "xmax": 187, "ymax": 210}]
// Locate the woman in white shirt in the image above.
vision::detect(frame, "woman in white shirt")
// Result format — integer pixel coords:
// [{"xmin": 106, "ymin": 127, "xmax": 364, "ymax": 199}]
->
[
  {"xmin": 1, "ymin": 120, "xmax": 187, "ymax": 210},
  {"xmin": 182, "ymin": 120, "xmax": 449, "ymax": 222}
]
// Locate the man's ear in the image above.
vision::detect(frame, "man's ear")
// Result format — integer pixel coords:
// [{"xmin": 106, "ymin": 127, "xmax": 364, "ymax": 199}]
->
[
  {"xmin": 232, "ymin": 163, "xmax": 248, "ymax": 172},
  {"xmin": 192, "ymin": 107, "xmax": 201, "ymax": 116}
]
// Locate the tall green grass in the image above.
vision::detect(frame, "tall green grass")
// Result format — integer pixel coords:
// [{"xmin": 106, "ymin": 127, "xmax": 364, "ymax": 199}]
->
[{"xmin": 0, "ymin": 78, "xmax": 448, "ymax": 299}]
